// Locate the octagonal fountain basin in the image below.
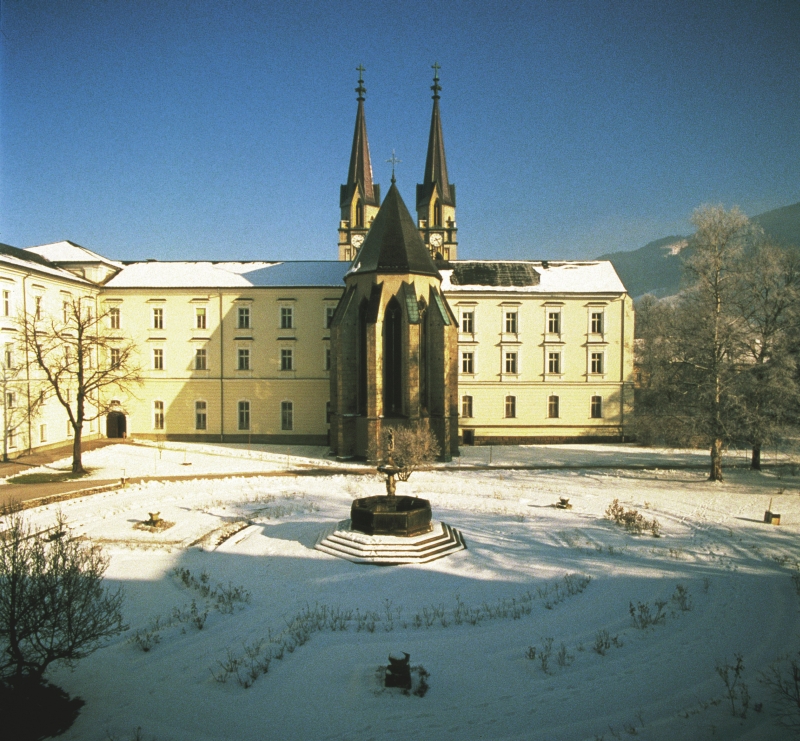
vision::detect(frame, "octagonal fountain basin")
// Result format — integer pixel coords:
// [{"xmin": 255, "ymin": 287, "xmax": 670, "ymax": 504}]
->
[{"xmin": 350, "ymin": 495, "xmax": 432, "ymax": 537}]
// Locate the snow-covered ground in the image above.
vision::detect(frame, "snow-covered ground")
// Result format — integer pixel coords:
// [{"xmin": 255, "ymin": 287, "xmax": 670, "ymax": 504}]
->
[{"xmin": 9, "ymin": 443, "xmax": 800, "ymax": 740}]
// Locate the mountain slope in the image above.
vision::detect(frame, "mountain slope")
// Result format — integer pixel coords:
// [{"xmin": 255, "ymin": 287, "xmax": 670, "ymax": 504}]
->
[{"xmin": 599, "ymin": 201, "xmax": 800, "ymax": 298}]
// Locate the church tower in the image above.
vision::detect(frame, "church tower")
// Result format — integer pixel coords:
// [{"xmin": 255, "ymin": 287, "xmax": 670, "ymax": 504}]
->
[
  {"xmin": 330, "ymin": 180, "xmax": 459, "ymax": 463},
  {"xmin": 417, "ymin": 63, "xmax": 457, "ymax": 261},
  {"xmin": 338, "ymin": 66, "xmax": 381, "ymax": 262}
]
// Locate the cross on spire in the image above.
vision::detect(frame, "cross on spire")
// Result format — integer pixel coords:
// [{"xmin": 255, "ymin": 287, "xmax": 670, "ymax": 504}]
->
[
  {"xmin": 355, "ymin": 64, "xmax": 366, "ymax": 100},
  {"xmin": 431, "ymin": 61, "xmax": 442, "ymax": 99},
  {"xmin": 387, "ymin": 150, "xmax": 401, "ymax": 183}
]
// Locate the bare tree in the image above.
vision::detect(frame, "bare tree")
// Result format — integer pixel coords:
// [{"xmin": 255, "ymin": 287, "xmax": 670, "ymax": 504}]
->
[
  {"xmin": 0, "ymin": 512, "xmax": 125, "ymax": 690},
  {"xmin": 731, "ymin": 242, "xmax": 800, "ymax": 469},
  {"xmin": 0, "ymin": 362, "xmax": 45, "ymax": 462},
  {"xmin": 19, "ymin": 295, "xmax": 141, "ymax": 473},
  {"xmin": 385, "ymin": 426, "xmax": 441, "ymax": 482},
  {"xmin": 635, "ymin": 205, "xmax": 758, "ymax": 480}
]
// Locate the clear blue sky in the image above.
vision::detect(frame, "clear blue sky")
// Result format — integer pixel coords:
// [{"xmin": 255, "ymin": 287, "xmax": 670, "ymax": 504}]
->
[{"xmin": 1, "ymin": 0, "xmax": 798, "ymax": 262}]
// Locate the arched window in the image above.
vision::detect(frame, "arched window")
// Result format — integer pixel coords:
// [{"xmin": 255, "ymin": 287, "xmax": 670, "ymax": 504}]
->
[
  {"xmin": 355, "ymin": 199, "xmax": 364, "ymax": 228},
  {"xmin": 383, "ymin": 297, "xmax": 403, "ymax": 416}
]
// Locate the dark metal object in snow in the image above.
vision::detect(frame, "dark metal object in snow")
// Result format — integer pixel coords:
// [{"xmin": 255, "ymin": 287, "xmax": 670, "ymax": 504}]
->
[
  {"xmin": 350, "ymin": 495, "xmax": 432, "ymax": 536},
  {"xmin": 385, "ymin": 653, "xmax": 412, "ymax": 689}
]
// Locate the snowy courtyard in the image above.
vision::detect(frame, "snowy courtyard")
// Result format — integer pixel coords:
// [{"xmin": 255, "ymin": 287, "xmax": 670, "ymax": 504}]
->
[{"xmin": 5, "ymin": 442, "xmax": 800, "ymax": 741}]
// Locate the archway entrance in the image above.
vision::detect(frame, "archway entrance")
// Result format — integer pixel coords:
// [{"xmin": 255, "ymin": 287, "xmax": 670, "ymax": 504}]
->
[{"xmin": 107, "ymin": 411, "xmax": 127, "ymax": 438}]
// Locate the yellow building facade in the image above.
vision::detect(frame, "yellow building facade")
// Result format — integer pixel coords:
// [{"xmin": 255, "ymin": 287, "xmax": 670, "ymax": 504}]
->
[{"xmin": 1, "ymin": 70, "xmax": 634, "ymax": 457}]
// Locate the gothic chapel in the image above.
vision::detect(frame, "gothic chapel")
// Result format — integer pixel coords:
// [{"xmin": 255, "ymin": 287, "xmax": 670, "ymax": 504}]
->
[{"xmin": 0, "ymin": 67, "xmax": 635, "ymax": 460}]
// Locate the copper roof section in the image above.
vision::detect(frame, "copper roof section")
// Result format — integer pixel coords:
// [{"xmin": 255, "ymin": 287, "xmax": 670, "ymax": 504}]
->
[
  {"xmin": 349, "ymin": 184, "xmax": 441, "ymax": 278},
  {"xmin": 417, "ymin": 64, "xmax": 455, "ymax": 209},
  {"xmin": 340, "ymin": 67, "xmax": 380, "ymax": 208}
]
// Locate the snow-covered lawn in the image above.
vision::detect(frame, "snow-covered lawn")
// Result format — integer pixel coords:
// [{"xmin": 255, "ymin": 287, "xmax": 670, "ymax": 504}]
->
[{"xmin": 11, "ymin": 443, "xmax": 800, "ymax": 740}]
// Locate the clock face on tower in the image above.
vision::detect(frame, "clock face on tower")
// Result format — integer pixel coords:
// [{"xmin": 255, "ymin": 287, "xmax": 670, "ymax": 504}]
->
[
  {"xmin": 351, "ymin": 234, "xmax": 364, "ymax": 249},
  {"xmin": 429, "ymin": 232, "xmax": 443, "ymax": 248}
]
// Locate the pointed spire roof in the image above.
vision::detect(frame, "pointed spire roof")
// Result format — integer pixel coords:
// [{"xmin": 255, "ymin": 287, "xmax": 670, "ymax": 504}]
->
[
  {"xmin": 418, "ymin": 62, "xmax": 454, "ymax": 208},
  {"xmin": 348, "ymin": 183, "xmax": 440, "ymax": 278},
  {"xmin": 341, "ymin": 66, "xmax": 380, "ymax": 208}
]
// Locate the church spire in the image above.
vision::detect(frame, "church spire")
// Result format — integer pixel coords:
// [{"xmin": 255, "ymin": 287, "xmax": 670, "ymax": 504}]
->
[
  {"xmin": 422, "ymin": 62, "xmax": 452, "ymax": 206},
  {"xmin": 339, "ymin": 66, "xmax": 381, "ymax": 261},
  {"xmin": 417, "ymin": 63, "xmax": 457, "ymax": 261}
]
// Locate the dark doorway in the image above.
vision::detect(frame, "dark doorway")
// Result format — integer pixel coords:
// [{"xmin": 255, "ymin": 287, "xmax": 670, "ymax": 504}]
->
[
  {"xmin": 107, "ymin": 411, "xmax": 127, "ymax": 438},
  {"xmin": 462, "ymin": 429, "xmax": 475, "ymax": 445}
]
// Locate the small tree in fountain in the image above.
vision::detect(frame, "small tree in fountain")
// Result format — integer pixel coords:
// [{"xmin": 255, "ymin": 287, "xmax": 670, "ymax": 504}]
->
[
  {"xmin": 384, "ymin": 427, "xmax": 441, "ymax": 483},
  {"xmin": 19, "ymin": 295, "xmax": 142, "ymax": 473}
]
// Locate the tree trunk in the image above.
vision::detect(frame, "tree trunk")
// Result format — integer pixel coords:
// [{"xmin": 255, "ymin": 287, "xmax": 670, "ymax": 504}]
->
[
  {"xmin": 710, "ymin": 438, "xmax": 724, "ymax": 481},
  {"xmin": 751, "ymin": 445, "xmax": 761, "ymax": 470},
  {"xmin": 71, "ymin": 426, "xmax": 84, "ymax": 474}
]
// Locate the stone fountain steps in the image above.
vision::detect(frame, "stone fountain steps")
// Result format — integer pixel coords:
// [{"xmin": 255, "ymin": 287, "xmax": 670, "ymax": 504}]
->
[{"xmin": 315, "ymin": 519, "xmax": 466, "ymax": 564}]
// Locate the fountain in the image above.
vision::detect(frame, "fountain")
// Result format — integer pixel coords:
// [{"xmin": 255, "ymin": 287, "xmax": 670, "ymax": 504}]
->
[{"xmin": 315, "ymin": 433, "xmax": 465, "ymax": 564}]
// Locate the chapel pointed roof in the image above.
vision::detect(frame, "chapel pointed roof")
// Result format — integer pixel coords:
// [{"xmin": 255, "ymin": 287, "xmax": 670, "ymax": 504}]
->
[
  {"xmin": 348, "ymin": 183, "xmax": 440, "ymax": 279},
  {"xmin": 340, "ymin": 67, "xmax": 380, "ymax": 208},
  {"xmin": 418, "ymin": 63, "xmax": 454, "ymax": 208}
]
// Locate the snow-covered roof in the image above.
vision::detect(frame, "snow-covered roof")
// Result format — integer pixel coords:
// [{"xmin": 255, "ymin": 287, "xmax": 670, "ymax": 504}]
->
[
  {"xmin": 105, "ymin": 261, "xmax": 347, "ymax": 289},
  {"xmin": 26, "ymin": 241, "xmax": 124, "ymax": 268},
  {"xmin": 0, "ymin": 244, "xmax": 93, "ymax": 285},
  {"xmin": 440, "ymin": 260, "xmax": 627, "ymax": 294}
]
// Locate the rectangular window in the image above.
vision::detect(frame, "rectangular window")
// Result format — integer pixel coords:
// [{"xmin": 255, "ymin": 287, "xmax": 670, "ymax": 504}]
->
[
  {"xmin": 3, "ymin": 290, "xmax": 10, "ymax": 317},
  {"xmin": 548, "ymin": 352, "xmax": 561, "ymax": 374},
  {"xmin": 505, "ymin": 352, "xmax": 518, "ymax": 374},
  {"xmin": 505, "ymin": 311, "xmax": 518, "ymax": 334},
  {"xmin": 548, "ymin": 395, "xmax": 559, "ymax": 419},
  {"xmin": 591, "ymin": 352, "xmax": 604, "ymax": 374},
  {"xmin": 280, "ymin": 306, "xmax": 293, "ymax": 329},
  {"xmin": 461, "ymin": 395, "xmax": 473, "ymax": 418},
  {"xmin": 281, "ymin": 401, "xmax": 293, "ymax": 431},
  {"xmin": 153, "ymin": 348, "xmax": 164, "ymax": 370},
  {"xmin": 325, "ymin": 347, "xmax": 331, "ymax": 371},
  {"xmin": 4, "ymin": 346, "xmax": 12, "ymax": 369},
  {"xmin": 281, "ymin": 348, "xmax": 293, "ymax": 371},
  {"xmin": 110, "ymin": 348, "xmax": 121, "ymax": 369},
  {"xmin": 35, "ymin": 296, "xmax": 42, "ymax": 320},
  {"xmin": 461, "ymin": 351, "xmax": 474, "ymax": 374},
  {"xmin": 326, "ymin": 306, "xmax": 336, "ymax": 329},
  {"xmin": 5, "ymin": 392, "xmax": 15, "ymax": 409},
  {"xmin": 461, "ymin": 311, "xmax": 474, "ymax": 334},
  {"xmin": 195, "ymin": 400, "xmax": 207, "ymax": 430},
  {"xmin": 196, "ymin": 307, "xmax": 207, "ymax": 329},
  {"xmin": 591, "ymin": 311, "xmax": 603, "ymax": 334},
  {"xmin": 63, "ymin": 301, "xmax": 69, "ymax": 323},
  {"xmin": 66, "ymin": 420, "xmax": 73, "ymax": 437},
  {"xmin": 547, "ymin": 311, "xmax": 560, "ymax": 334},
  {"xmin": 591, "ymin": 395, "xmax": 603, "ymax": 419},
  {"xmin": 109, "ymin": 307, "xmax": 120, "ymax": 329},
  {"xmin": 326, "ymin": 401, "xmax": 331, "ymax": 424},
  {"xmin": 195, "ymin": 348, "xmax": 207, "ymax": 370},
  {"xmin": 152, "ymin": 307, "xmax": 164, "ymax": 329},
  {"xmin": 238, "ymin": 347, "xmax": 250, "ymax": 371},
  {"xmin": 505, "ymin": 395, "xmax": 516, "ymax": 418},
  {"xmin": 238, "ymin": 306, "xmax": 250, "ymax": 329},
  {"xmin": 39, "ymin": 423, "xmax": 47, "ymax": 443},
  {"xmin": 8, "ymin": 428, "xmax": 15, "ymax": 448},
  {"xmin": 238, "ymin": 400, "xmax": 250, "ymax": 431},
  {"xmin": 153, "ymin": 401, "xmax": 165, "ymax": 430}
]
